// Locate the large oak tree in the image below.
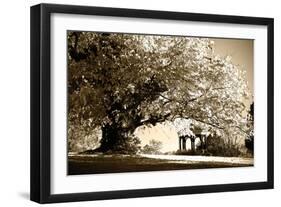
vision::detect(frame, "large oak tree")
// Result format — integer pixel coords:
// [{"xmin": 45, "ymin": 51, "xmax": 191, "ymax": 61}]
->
[{"xmin": 67, "ymin": 32, "xmax": 250, "ymax": 153}]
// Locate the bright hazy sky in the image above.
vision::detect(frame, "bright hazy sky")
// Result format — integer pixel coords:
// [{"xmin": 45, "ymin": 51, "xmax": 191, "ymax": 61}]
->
[{"xmin": 213, "ymin": 38, "xmax": 253, "ymax": 104}]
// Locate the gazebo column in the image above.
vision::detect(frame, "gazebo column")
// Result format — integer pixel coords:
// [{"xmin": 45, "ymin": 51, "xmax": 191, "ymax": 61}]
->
[
  {"xmin": 182, "ymin": 137, "xmax": 186, "ymax": 150},
  {"xmin": 190, "ymin": 137, "xmax": 195, "ymax": 152},
  {"xmin": 204, "ymin": 135, "xmax": 208, "ymax": 149},
  {"xmin": 200, "ymin": 135, "xmax": 205, "ymax": 153},
  {"xmin": 179, "ymin": 137, "xmax": 182, "ymax": 150}
]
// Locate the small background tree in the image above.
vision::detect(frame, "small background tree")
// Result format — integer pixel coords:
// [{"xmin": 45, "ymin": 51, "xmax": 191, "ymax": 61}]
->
[
  {"xmin": 245, "ymin": 102, "xmax": 254, "ymax": 155},
  {"xmin": 141, "ymin": 139, "xmax": 163, "ymax": 154}
]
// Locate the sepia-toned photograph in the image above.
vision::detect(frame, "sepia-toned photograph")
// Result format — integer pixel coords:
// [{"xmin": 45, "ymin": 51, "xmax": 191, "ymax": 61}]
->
[{"xmin": 67, "ymin": 31, "xmax": 254, "ymax": 175}]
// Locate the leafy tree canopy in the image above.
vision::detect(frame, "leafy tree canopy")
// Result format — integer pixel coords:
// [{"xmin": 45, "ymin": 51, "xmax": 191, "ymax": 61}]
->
[{"xmin": 68, "ymin": 32, "xmax": 250, "ymax": 153}]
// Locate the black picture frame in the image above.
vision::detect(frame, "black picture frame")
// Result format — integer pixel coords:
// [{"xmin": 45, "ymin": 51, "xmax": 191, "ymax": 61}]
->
[{"xmin": 30, "ymin": 3, "xmax": 274, "ymax": 204}]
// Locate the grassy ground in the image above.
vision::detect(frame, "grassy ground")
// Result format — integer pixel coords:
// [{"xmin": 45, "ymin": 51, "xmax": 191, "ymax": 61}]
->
[{"xmin": 68, "ymin": 154, "xmax": 253, "ymax": 175}]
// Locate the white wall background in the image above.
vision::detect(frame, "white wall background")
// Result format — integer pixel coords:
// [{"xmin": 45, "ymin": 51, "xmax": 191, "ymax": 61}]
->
[{"xmin": 0, "ymin": 0, "xmax": 279, "ymax": 206}]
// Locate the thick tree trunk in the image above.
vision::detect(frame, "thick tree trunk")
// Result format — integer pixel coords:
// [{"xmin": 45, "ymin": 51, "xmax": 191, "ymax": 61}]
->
[
  {"xmin": 99, "ymin": 124, "xmax": 120, "ymax": 152},
  {"xmin": 95, "ymin": 123, "xmax": 139, "ymax": 154}
]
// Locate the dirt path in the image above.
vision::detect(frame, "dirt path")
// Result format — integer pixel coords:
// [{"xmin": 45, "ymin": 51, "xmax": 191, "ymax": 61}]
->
[{"xmin": 140, "ymin": 154, "xmax": 254, "ymax": 165}]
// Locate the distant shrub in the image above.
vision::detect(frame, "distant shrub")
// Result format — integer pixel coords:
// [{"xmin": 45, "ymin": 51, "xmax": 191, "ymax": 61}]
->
[
  {"xmin": 203, "ymin": 135, "xmax": 242, "ymax": 157},
  {"xmin": 174, "ymin": 149, "xmax": 201, "ymax": 156},
  {"xmin": 141, "ymin": 139, "xmax": 163, "ymax": 154}
]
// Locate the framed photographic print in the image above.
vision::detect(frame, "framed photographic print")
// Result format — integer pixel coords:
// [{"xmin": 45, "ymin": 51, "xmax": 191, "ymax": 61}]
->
[{"xmin": 30, "ymin": 3, "xmax": 274, "ymax": 203}]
